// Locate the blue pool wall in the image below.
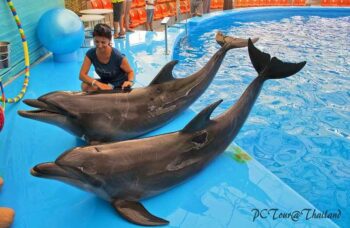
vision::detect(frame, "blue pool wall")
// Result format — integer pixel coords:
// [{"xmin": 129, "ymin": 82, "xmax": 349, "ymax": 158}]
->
[{"xmin": 0, "ymin": 0, "xmax": 64, "ymax": 83}]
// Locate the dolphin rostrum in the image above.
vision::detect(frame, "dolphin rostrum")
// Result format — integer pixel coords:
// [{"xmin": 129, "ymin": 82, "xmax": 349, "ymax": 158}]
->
[
  {"xmin": 18, "ymin": 33, "xmax": 259, "ymax": 144},
  {"xmin": 31, "ymin": 40, "xmax": 306, "ymax": 226}
]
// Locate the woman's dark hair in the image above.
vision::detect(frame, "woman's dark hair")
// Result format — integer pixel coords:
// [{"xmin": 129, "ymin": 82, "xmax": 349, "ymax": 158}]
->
[{"xmin": 93, "ymin": 23, "xmax": 112, "ymax": 40}]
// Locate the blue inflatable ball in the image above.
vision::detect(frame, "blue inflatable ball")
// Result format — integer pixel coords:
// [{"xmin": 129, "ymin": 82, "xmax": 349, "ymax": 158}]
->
[{"xmin": 37, "ymin": 8, "xmax": 84, "ymax": 60}]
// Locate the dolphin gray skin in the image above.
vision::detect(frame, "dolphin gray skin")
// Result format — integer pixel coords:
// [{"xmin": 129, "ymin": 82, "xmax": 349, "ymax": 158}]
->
[
  {"xmin": 18, "ymin": 33, "xmax": 259, "ymax": 144},
  {"xmin": 31, "ymin": 40, "xmax": 306, "ymax": 226}
]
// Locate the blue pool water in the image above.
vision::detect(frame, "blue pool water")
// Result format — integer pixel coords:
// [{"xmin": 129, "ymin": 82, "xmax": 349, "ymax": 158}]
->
[{"xmin": 173, "ymin": 7, "xmax": 350, "ymax": 227}]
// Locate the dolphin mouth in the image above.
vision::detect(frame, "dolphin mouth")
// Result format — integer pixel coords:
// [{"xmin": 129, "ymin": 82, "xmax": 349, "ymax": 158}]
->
[
  {"xmin": 31, "ymin": 162, "xmax": 72, "ymax": 179},
  {"xmin": 18, "ymin": 109, "xmax": 63, "ymax": 121},
  {"xmin": 23, "ymin": 99, "xmax": 51, "ymax": 109},
  {"xmin": 31, "ymin": 163, "xmax": 97, "ymax": 191},
  {"xmin": 18, "ymin": 99, "xmax": 63, "ymax": 119}
]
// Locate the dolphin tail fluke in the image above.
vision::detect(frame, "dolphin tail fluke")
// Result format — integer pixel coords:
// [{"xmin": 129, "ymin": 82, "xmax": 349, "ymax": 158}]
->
[
  {"xmin": 216, "ymin": 31, "xmax": 259, "ymax": 49},
  {"xmin": 248, "ymin": 39, "xmax": 307, "ymax": 79},
  {"xmin": 262, "ymin": 57, "xmax": 307, "ymax": 79},
  {"xmin": 113, "ymin": 199, "xmax": 169, "ymax": 226}
]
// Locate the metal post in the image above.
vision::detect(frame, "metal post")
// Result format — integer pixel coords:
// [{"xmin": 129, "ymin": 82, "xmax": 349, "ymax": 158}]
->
[
  {"xmin": 164, "ymin": 25, "xmax": 168, "ymax": 55},
  {"xmin": 161, "ymin": 17, "xmax": 170, "ymax": 55}
]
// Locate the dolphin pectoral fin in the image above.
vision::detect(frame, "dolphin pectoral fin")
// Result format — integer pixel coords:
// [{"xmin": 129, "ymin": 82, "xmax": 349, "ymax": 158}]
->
[
  {"xmin": 112, "ymin": 199, "xmax": 169, "ymax": 226},
  {"xmin": 248, "ymin": 38, "xmax": 271, "ymax": 74},
  {"xmin": 182, "ymin": 99, "xmax": 223, "ymax": 133},
  {"xmin": 149, "ymin": 60, "xmax": 178, "ymax": 85}
]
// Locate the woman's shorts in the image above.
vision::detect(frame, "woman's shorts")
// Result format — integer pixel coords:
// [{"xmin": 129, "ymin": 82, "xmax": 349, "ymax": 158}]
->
[
  {"xmin": 146, "ymin": 9, "xmax": 154, "ymax": 23},
  {"xmin": 113, "ymin": 2, "xmax": 124, "ymax": 22}
]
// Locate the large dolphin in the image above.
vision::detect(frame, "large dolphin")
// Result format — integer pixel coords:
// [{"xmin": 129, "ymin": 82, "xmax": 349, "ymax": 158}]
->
[
  {"xmin": 30, "ymin": 40, "xmax": 306, "ymax": 226},
  {"xmin": 18, "ymin": 33, "xmax": 259, "ymax": 144}
]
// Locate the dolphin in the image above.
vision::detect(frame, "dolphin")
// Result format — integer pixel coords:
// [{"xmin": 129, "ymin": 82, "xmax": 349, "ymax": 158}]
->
[
  {"xmin": 30, "ymin": 40, "xmax": 306, "ymax": 226},
  {"xmin": 18, "ymin": 33, "xmax": 259, "ymax": 144}
]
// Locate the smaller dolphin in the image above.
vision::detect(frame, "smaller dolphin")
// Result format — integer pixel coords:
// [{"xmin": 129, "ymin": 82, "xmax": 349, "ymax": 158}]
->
[{"xmin": 31, "ymin": 40, "xmax": 306, "ymax": 226}]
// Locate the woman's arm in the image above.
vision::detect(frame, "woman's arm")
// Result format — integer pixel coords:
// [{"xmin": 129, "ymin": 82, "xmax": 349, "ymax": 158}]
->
[
  {"xmin": 79, "ymin": 56, "xmax": 111, "ymax": 90},
  {"xmin": 79, "ymin": 56, "xmax": 94, "ymax": 84},
  {"xmin": 120, "ymin": 57, "xmax": 135, "ymax": 89}
]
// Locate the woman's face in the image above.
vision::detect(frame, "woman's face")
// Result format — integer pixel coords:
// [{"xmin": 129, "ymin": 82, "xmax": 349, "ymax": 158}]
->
[{"xmin": 94, "ymin": 36, "xmax": 110, "ymax": 50}]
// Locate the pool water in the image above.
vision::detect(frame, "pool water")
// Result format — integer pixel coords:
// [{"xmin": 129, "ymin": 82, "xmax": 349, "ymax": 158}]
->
[{"xmin": 173, "ymin": 8, "xmax": 350, "ymax": 227}]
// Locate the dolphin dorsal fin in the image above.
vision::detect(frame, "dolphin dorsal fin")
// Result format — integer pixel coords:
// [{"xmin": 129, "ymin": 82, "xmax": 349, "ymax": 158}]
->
[
  {"xmin": 181, "ymin": 99, "xmax": 223, "ymax": 133},
  {"xmin": 149, "ymin": 60, "xmax": 178, "ymax": 85},
  {"xmin": 113, "ymin": 199, "xmax": 169, "ymax": 226}
]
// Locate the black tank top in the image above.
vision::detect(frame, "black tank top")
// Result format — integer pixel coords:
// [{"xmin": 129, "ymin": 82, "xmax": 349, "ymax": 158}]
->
[{"xmin": 86, "ymin": 48, "xmax": 127, "ymax": 86}]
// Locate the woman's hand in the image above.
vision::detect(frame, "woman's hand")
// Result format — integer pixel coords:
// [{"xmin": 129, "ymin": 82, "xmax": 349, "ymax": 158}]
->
[
  {"xmin": 120, "ymin": 58, "xmax": 134, "ymax": 90},
  {"xmin": 122, "ymin": 81, "xmax": 134, "ymax": 89},
  {"xmin": 96, "ymin": 81, "xmax": 113, "ymax": 90}
]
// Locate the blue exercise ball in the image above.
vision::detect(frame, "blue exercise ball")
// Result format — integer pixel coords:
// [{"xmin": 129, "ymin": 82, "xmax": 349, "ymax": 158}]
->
[{"xmin": 37, "ymin": 8, "xmax": 84, "ymax": 55}]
